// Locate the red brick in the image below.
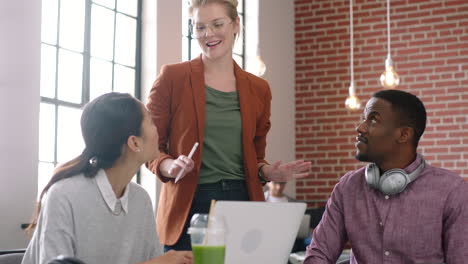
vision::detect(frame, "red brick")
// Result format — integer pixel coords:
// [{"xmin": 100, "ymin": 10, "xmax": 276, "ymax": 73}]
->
[
  {"xmin": 317, "ymin": 36, "xmax": 338, "ymax": 42},
  {"xmin": 437, "ymin": 154, "xmax": 462, "ymax": 160},
  {"xmin": 420, "ymin": 2, "xmax": 443, "ymax": 10},
  {"xmin": 421, "ymin": 17, "xmax": 445, "ymax": 24},
  {"xmin": 397, "ymin": 20, "xmax": 420, "ymax": 27},
  {"xmin": 325, "ymin": 14, "xmax": 346, "ymax": 21},
  {"xmin": 434, "ymin": 37, "xmax": 458, "ymax": 44},
  {"xmin": 409, "ymin": 26, "xmax": 432, "ymax": 33},
  {"xmin": 438, "ymin": 139, "xmax": 461, "ymax": 145},
  {"xmin": 432, "ymin": 8, "xmax": 457, "ymax": 16},
  {"xmin": 453, "ymin": 148, "xmax": 468, "ymax": 154},
  {"xmin": 454, "ymin": 72, "xmax": 465, "ymax": 78},
  {"xmin": 397, "ymin": 48, "xmax": 420, "ymax": 55},
  {"xmin": 328, "ymin": 28, "xmax": 348, "ymax": 35},
  {"xmin": 422, "ymin": 60, "xmax": 446, "ymax": 67},
  {"xmin": 410, "ymin": 40, "xmax": 433, "ymax": 46},
  {"xmin": 316, "ymin": 9, "xmax": 336, "ymax": 16},
  {"xmin": 436, "ymin": 51, "xmax": 459, "ymax": 58},
  {"xmin": 317, "ymin": 187, "xmax": 334, "ymax": 193},
  {"xmin": 424, "ymin": 147, "xmax": 450, "ymax": 154},
  {"xmin": 399, "ymin": 62, "xmax": 421, "ymax": 69},
  {"xmin": 458, "ymin": 6, "xmax": 468, "ymax": 12},
  {"xmin": 296, "ymin": 39, "xmax": 316, "ymax": 45},
  {"xmin": 447, "ymin": 101, "xmax": 468, "ymax": 109},
  {"xmin": 437, "ymin": 80, "xmax": 460, "ymax": 87},
  {"xmin": 447, "ymin": 43, "xmax": 468, "ymax": 50},
  {"xmin": 415, "ymin": 76, "xmax": 427, "ymax": 82},
  {"xmin": 460, "ymin": 35, "xmax": 468, "ymax": 42},
  {"xmin": 409, "ymin": 67, "xmax": 433, "ymax": 75},
  {"xmin": 408, "ymin": 53, "xmax": 433, "ymax": 60},
  {"xmin": 361, "ymin": 17, "xmax": 381, "ymax": 24},
  {"xmin": 445, "ymin": 0, "xmax": 468, "ymax": 6},
  {"xmin": 296, "ymin": 25, "xmax": 314, "ymax": 31},
  {"xmin": 447, "ymin": 58, "xmax": 468, "ymax": 64},
  {"xmin": 446, "ymin": 14, "xmax": 468, "ymax": 21},
  {"xmin": 436, "ymin": 23, "xmax": 459, "ymax": 30},
  {"xmin": 436, "ymin": 66, "xmax": 459, "ymax": 72}
]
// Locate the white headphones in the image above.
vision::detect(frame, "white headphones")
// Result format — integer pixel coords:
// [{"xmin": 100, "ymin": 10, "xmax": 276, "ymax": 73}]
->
[{"xmin": 365, "ymin": 157, "xmax": 425, "ymax": 195}]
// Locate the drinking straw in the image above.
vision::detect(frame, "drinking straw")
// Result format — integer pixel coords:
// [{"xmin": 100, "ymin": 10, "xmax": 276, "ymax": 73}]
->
[{"xmin": 203, "ymin": 199, "xmax": 217, "ymax": 244}]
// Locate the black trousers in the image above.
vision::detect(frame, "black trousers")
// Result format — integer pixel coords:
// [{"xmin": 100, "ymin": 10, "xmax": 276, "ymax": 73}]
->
[{"xmin": 164, "ymin": 179, "xmax": 249, "ymax": 252}]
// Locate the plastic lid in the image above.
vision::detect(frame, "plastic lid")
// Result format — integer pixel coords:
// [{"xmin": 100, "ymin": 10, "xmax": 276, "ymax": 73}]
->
[{"xmin": 190, "ymin": 214, "xmax": 209, "ymax": 228}]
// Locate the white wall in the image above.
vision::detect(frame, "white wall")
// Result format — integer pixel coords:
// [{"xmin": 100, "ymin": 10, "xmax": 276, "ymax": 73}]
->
[
  {"xmin": 139, "ymin": 0, "xmax": 182, "ymax": 220},
  {"xmin": 0, "ymin": 0, "xmax": 41, "ymax": 249},
  {"xmin": 258, "ymin": 0, "xmax": 296, "ymax": 197},
  {"xmin": 0, "ymin": 0, "xmax": 295, "ymax": 248}
]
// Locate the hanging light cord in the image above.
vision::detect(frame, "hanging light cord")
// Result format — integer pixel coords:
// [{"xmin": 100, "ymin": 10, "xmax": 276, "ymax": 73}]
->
[
  {"xmin": 349, "ymin": 0, "xmax": 354, "ymax": 87},
  {"xmin": 387, "ymin": 0, "xmax": 391, "ymax": 57}
]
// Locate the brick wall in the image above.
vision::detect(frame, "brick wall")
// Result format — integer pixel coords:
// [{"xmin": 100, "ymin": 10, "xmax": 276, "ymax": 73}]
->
[{"xmin": 294, "ymin": 0, "xmax": 468, "ymax": 206}]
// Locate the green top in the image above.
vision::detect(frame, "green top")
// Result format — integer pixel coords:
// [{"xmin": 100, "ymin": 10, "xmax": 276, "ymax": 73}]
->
[{"xmin": 198, "ymin": 85, "xmax": 245, "ymax": 184}]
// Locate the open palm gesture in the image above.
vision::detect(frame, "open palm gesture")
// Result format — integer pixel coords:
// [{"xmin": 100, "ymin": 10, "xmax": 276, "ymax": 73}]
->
[{"xmin": 262, "ymin": 160, "xmax": 311, "ymax": 182}]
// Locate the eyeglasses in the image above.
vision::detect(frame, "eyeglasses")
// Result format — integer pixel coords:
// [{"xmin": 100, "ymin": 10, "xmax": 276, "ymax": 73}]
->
[{"xmin": 190, "ymin": 18, "xmax": 233, "ymax": 39}]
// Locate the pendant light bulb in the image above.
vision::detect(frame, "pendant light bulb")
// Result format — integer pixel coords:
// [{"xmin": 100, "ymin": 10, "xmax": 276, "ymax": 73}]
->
[
  {"xmin": 345, "ymin": 84, "xmax": 361, "ymax": 111},
  {"xmin": 380, "ymin": 55, "xmax": 400, "ymax": 89},
  {"xmin": 380, "ymin": 0, "xmax": 400, "ymax": 89},
  {"xmin": 346, "ymin": 0, "xmax": 360, "ymax": 111}
]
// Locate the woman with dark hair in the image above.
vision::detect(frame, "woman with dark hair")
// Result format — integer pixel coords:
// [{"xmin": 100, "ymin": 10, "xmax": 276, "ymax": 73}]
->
[{"xmin": 22, "ymin": 93, "xmax": 192, "ymax": 264}]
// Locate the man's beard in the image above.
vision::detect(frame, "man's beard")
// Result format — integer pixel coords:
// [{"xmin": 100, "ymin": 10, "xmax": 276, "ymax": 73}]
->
[
  {"xmin": 356, "ymin": 150, "xmax": 384, "ymax": 164},
  {"xmin": 355, "ymin": 152, "xmax": 370, "ymax": 162}
]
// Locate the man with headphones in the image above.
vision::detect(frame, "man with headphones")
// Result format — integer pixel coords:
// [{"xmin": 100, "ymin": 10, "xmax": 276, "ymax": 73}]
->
[{"xmin": 304, "ymin": 90, "xmax": 468, "ymax": 264}]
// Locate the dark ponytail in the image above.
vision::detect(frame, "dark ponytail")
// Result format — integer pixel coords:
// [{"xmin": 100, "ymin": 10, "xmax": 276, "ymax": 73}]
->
[{"xmin": 27, "ymin": 92, "xmax": 143, "ymax": 232}]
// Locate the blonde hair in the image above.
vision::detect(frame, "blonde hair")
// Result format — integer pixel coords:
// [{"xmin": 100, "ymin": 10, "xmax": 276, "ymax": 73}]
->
[{"xmin": 188, "ymin": 0, "xmax": 239, "ymax": 21}]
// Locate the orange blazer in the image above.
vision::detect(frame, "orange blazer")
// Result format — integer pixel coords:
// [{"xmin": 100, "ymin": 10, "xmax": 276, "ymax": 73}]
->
[{"xmin": 146, "ymin": 55, "xmax": 271, "ymax": 245}]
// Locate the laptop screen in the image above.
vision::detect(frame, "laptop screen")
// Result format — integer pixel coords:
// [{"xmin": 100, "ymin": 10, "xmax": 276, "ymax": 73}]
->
[{"xmin": 213, "ymin": 201, "xmax": 306, "ymax": 264}]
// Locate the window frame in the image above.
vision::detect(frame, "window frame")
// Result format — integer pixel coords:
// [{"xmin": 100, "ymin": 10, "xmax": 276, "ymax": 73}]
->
[{"xmin": 39, "ymin": 0, "xmax": 143, "ymax": 186}]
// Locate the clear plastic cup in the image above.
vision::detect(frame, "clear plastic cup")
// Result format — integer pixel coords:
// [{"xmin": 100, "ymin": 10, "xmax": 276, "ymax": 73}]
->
[{"xmin": 187, "ymin": 213, "xmax": 226, "ymax": 264}]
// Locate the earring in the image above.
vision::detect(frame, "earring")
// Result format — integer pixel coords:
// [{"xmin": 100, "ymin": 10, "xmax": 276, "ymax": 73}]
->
[{"xmin": 136, "ymin": 148, "xmax": 141, "ymax": 152}]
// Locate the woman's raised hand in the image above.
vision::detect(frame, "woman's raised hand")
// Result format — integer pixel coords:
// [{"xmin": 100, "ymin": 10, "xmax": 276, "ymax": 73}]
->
[
  {"xmin": 262, "ymin": 160, "xmax": 311, "ymax": 182},
  {"xmin": 161, "ymin": 156, "xmax": 195, "ymax": 181}
]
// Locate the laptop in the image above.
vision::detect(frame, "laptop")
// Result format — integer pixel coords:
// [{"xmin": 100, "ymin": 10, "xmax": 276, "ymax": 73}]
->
[{"xmin": 213, "ymin": 201, "xmax": 307, "ymax": 264}]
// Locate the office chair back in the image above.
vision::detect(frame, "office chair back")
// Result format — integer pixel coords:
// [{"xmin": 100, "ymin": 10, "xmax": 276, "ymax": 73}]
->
[{"xmin": 0, "ymin": 252, "xmax": 24, "ymax": 264}]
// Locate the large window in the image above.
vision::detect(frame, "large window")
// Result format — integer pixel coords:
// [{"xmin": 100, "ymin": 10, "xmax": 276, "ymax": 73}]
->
[
  {"xmin": 39, "ymin": 0, "xmax": 142, "ymax": 194},
  {"xmin": 181, "ymin": 0, "xmax": 245, "ymax": 66}
]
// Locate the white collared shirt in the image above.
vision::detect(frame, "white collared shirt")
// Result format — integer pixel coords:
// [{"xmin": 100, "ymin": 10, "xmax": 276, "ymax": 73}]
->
[{"xmin": 95, "ymin": 169, "xmax": 129, "ymax": 215}]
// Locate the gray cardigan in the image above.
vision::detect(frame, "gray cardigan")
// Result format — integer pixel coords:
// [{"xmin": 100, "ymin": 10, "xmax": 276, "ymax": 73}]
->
[{"xmin": 22, "ymin": 170, "xmax": 160, "ymax": 264}]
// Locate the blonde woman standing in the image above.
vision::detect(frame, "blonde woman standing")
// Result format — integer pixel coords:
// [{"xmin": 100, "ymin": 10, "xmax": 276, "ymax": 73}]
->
[{"xmin": 146, "ymin": 0, "xmax": 311, "ymax": 251}]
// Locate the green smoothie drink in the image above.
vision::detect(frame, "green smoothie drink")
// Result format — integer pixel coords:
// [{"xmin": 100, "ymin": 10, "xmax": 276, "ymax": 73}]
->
[
  {"xmin": 188, "ymin": 214, "xmax": 226, "ymax": 264},
  {"xmin": 192, "ymin": 245, "xmax": 225, "ymax": 264}
]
